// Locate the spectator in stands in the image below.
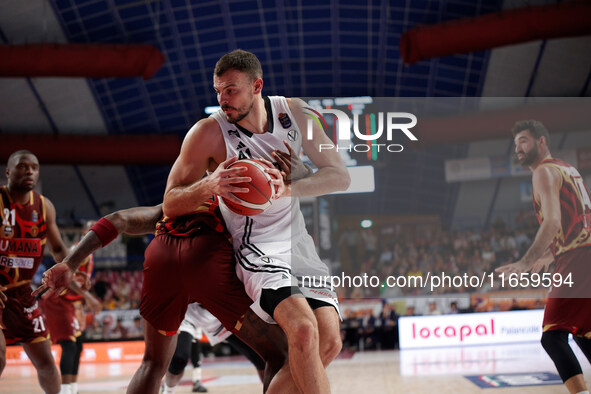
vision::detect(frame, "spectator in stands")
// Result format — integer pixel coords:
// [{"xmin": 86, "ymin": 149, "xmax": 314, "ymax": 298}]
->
[
  {"xmin": 405, "ymin": 305, "xmax": 417, "ymax": 316},
  {"xmin": 339, "ymin": 224, "xmax": 360, "ymax": 272},
  {"xmin": 341, "ymin": 310, "xmax": 361, "ymax": 351},
  {"xmin": 378, "ymin": 302, "xmax": 398, "ymax": 349},
  {"xmin": 360, "ymin": 311, "xmax": 378, "ymax": 350},
  {"xmin": 361, "ymin": 227, "xmax": 378, "ymax": 261},
  {"xmin": 127, "ymin": 316, "xmax": 143, "ymax": 339},
  {"xmin": 449, "ymin": 301, "xmax": 459, "ymax": 314},
  {"xmin": 425, "ymin": 302, "xmax": 442, "ymax": 315}
]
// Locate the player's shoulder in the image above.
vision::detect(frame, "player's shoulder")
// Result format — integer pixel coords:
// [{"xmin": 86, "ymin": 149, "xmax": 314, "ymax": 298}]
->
[
  {"xmin": 286, "ymin": 97, "xmax": 306, "ymax": 111},
  {"xmin": 532, "ymin": 162, "xmax": 562, "ymax": 188},
  {"xmin": 184, "ymin": 117, "xmax": 223, "ymax": 145},
  {"xmin": 188, "ymin": 116, "xmax": 222, "ymax": 136}
]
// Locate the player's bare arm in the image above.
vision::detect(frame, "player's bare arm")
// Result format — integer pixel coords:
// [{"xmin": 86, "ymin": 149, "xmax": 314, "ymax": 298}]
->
[
  {"xmin": 106, "ymin": 204, "xmax": 163, "ymax": 235},
  {"xmin": 271, "ymin": 141, "xmax": 314, "ymax": 184},
  {"xmin": 163, "ymin": 118, "xmax": 250, "ymax": 218},
  {"xmin": 496, "ymin": 165, "xmax": 562, "ymax": 274},
  {"xmin": 66, "ymin": 279, "xmax": 102, "ymax": 314},
  {"xmin": 45, "ymin": 197, "xmax": 69, "ymax": 263},
  {"xmin": 0, "ymin": 285, "xmax": 6, "ymax": 309},
  {"xmin": 530, "ymin": 248, "xmax": 554, "ymax": 273},
  {"xmin": 521, "ymin": 165, "xmax": 562, "ymax": 265},
  {"xmin": 285, "ymin": 97, "xmax": 351, "ymax": 197},
  {"xmin": 34, "ymin": 204, "xmax": 164, "ymax": 297}
]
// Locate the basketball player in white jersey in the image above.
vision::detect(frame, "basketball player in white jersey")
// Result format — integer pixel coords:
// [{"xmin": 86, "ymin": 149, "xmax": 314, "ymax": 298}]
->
[{"xmin": 163, "ymin": 49, "xmax": 350, "ymax": 393}]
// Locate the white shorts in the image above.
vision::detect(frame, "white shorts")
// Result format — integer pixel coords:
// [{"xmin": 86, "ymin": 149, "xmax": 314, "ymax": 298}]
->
[
  {"xmin": 181, "ymin": 303, "xmax": 231, "ymax": 346},
  {"xmin": 235, "ymin": 236, "xmax": 341, "ymax": 324}
]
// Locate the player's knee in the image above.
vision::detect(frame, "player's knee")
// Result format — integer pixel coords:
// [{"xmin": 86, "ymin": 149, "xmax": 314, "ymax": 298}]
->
[
  {"xmin": 140, "ymin": 356, "xmax": 169, "ymax": 375},
  {"xmin": 541, "ymin": 331, "xmax": 582, "ymax": 382},
  {"xmin": 320, "ymin": 332, "xmax": 342, "ymax": 366},
  {"xmin": 59, "ymin": 341, "xmax": 77, "ymax": 375},
  {"xmin": 541, "ymin": 330, "xmax": 565, "ymax": 353},
  {"xmin": 168, "ymin": 353, "xmax": 189, "ymax": 375},
  {"xmin": 287, "ymin": 319, "xmax": 318, "ymax": 351}
]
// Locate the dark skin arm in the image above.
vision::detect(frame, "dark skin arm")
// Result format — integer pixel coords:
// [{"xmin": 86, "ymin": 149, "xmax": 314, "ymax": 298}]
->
[{"xmin": 32, "ymin": 205, "xmax": 163, "ymax": 298}]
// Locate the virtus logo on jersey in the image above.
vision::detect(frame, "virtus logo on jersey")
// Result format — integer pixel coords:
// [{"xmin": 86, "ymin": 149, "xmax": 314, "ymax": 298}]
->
[{"xmin": 303, "ymin": 107, "xmax": 418, "ymax": 153}]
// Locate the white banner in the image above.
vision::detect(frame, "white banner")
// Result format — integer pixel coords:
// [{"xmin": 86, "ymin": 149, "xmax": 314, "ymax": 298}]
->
[{"xmin": 398, "ymin": 309, "xmax": 543, "ymax": 349}]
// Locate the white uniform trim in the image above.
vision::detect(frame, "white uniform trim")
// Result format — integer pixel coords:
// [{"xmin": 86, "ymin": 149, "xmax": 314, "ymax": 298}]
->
[{"xmin": 181, "ymin": 303, "xmax": 231, "ymax": 346}]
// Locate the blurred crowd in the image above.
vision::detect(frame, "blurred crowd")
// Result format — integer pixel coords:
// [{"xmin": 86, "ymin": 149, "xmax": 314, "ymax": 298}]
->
[{"xmin": 337, "ymin": 211, "xmax": 540, "ymax": 298}]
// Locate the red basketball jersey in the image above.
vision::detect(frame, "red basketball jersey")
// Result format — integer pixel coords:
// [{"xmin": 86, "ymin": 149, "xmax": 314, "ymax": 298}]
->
[
  {"xmin": 62, "ymin": 253, "xmax": 94, "ymax": 302},
  {"xmin": 533, "ymin": 158, "xmax": 591, "ymax": 257},
  {"xmin": 156, "ymin": 195, "xmax": 227, "ymax": 237},
  {"xmin": 0, "ymin": 186, "xmax": 47, "ymax": 288}
]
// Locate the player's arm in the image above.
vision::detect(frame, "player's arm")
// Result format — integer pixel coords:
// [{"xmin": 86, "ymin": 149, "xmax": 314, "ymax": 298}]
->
[
  {"xmin": 66, "ymin": 279, "xmax": 102, "ymax": 314},
  {"xmin": 162, "ymin": 118, "xmax": 250, "ymax": 218},
  {"xmin": 520, "ymin": 166, "xmax": 562, "ymax": 268},
  {"xmin": 282, "ymin": 98, "xmax": 351, "ymax": 197},
  {"xmin": 45, "ymin": 197, "xmax": 69, "ymax": 263},
  {"xmin": 105, "ymin": 204, "xmax": 163, "ymax": 235},
  {"xmin": 33, "ymin": 204, "xmax": 163, "ymax": 297},
  {"xmin": 271, "ymin": 140, "xmax": 314, "ymax": 184},
  {"xmin": 63, "ymin": 204, "xmax": 163, "ymax": 272},
  {"xmin": 496, "ymin": 166, "xmax": 562, "ymax": 274}
]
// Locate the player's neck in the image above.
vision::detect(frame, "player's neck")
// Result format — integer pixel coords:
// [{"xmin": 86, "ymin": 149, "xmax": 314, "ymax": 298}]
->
[
  {"xmin": 530, "ymin": 152, "xmax": 552, "ymax": 171},
  {"xmin": 237, "ymin": 96, "xmax": 267, "ymax": 134},
  {"xmin": 6, "ymin": 185, "xmax": 31, "ymax": 205}
]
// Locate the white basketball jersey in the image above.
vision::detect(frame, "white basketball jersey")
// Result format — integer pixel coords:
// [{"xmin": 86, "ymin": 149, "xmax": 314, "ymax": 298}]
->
[
  {"xmin": 213, "ymin": 96, "xmax": 307, "ymax": 245},
  {"xmin": 212, "ymin": 96, "xmax": 328, "ymax": 279}
]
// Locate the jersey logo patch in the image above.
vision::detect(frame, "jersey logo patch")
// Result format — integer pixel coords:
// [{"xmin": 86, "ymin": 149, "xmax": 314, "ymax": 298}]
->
[
  {"xmin": 287, "ymin": 129, "xmax": 298, "ymax": 142},
  {"xmin": 2, "ymin": 226, "xmax": 13, "ymax": 237},
  {"xmin": 32, "ymin": 210, "xmax": 39, "ymax": 222},
  {"xmin": 278, "ymin": 113, "xmax": 292, "ymax": 129},
  {"xmin": 228, "ymin": 129, "xmax": 240, "ymax": 138}
]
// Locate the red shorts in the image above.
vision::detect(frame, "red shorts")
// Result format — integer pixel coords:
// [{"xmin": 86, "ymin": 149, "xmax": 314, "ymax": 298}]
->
[
  {"xmin": 0, "ymin": 284, "xmax": 50, "ymax": 345},
  {"xmin": 41, "ymin": 293, "xmax": 81, "ymax": 343},
  {"xmin": 543, "ymin": 246, "xmax": 591, "ymax": 336},
  {"xmin": 140, "ymin": 227, "xmax": 253, "ymax": 333}
]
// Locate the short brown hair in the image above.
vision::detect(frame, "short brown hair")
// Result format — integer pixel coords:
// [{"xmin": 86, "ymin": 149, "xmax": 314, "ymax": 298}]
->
[
  {"xmin": 214, "ymin": 49, "xmax": 263, "ymax": 82},
  {"xmin": 511, "ymin": 120, "xmax": 550, "ymax": 145}
]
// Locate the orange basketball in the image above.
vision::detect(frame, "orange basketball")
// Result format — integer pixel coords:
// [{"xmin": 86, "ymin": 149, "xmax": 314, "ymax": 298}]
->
[{"xmin": 222, "ymin": 159, "xmax": 278, "ymax": 216}]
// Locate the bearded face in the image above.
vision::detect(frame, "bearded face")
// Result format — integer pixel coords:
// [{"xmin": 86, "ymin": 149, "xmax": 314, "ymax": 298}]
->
[
  {"xmin": 514, "ymin": 130, "xmax": 543, "ymax": 166},
  {"xmin": 221, "ymin": 92, "xmax": 254, "ymax": 124},
  {"xmin": 516, "ymin": 142, "xmax": 539, "ymax": 166},
  {"xmin": 214, "ymin": 70, "xmax": 258, "ymax": 124}
]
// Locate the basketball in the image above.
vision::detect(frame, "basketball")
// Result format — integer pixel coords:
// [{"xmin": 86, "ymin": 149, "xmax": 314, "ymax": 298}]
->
[{"xmin": 222, "ymin": 159, "xmax": 278, "ymax": 216}]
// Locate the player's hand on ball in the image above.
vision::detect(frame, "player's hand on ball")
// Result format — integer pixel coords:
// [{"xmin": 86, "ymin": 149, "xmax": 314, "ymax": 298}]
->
[
  {"xmin": 209, "ymin": 156, "xmax": 251, "ymax": 204},
  {"xmin": 258, "ymin": 158, "xmax": 288, "ymax": 199}
]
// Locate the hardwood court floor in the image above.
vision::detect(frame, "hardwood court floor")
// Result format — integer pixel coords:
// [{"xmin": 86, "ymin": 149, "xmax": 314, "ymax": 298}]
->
[{"xmin": 2, "ymin": 342, "xmax": 589, "ymax": 393}]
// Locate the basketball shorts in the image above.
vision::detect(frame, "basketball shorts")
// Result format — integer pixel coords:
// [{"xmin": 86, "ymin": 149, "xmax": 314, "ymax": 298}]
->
[
  {"xmin": 0, "ymin": 284, "xmax": 50, "ymax": 345},
  {"xmin": 543, "ymin": 246, "xmax": 591, "ymax": 337},
  {"xmin": 140, "ymin": 227, "xmax": 253, "ymax": 334},
  {"xmin": 41, "ymin": 293, "xmax": 81, "ymax": 343},
  {"xmin": 235, "ymin": 236, "xmax": 340, "ymax": 324},
  {"xmin": 182, "ymin": 303, "xmax": 231, "ymax": 346}
]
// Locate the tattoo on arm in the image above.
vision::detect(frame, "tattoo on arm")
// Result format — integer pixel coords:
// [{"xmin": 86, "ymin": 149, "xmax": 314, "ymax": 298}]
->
[{"xmin": 64, "ymin": 232, "xmax": 103, "ymax": 271}]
